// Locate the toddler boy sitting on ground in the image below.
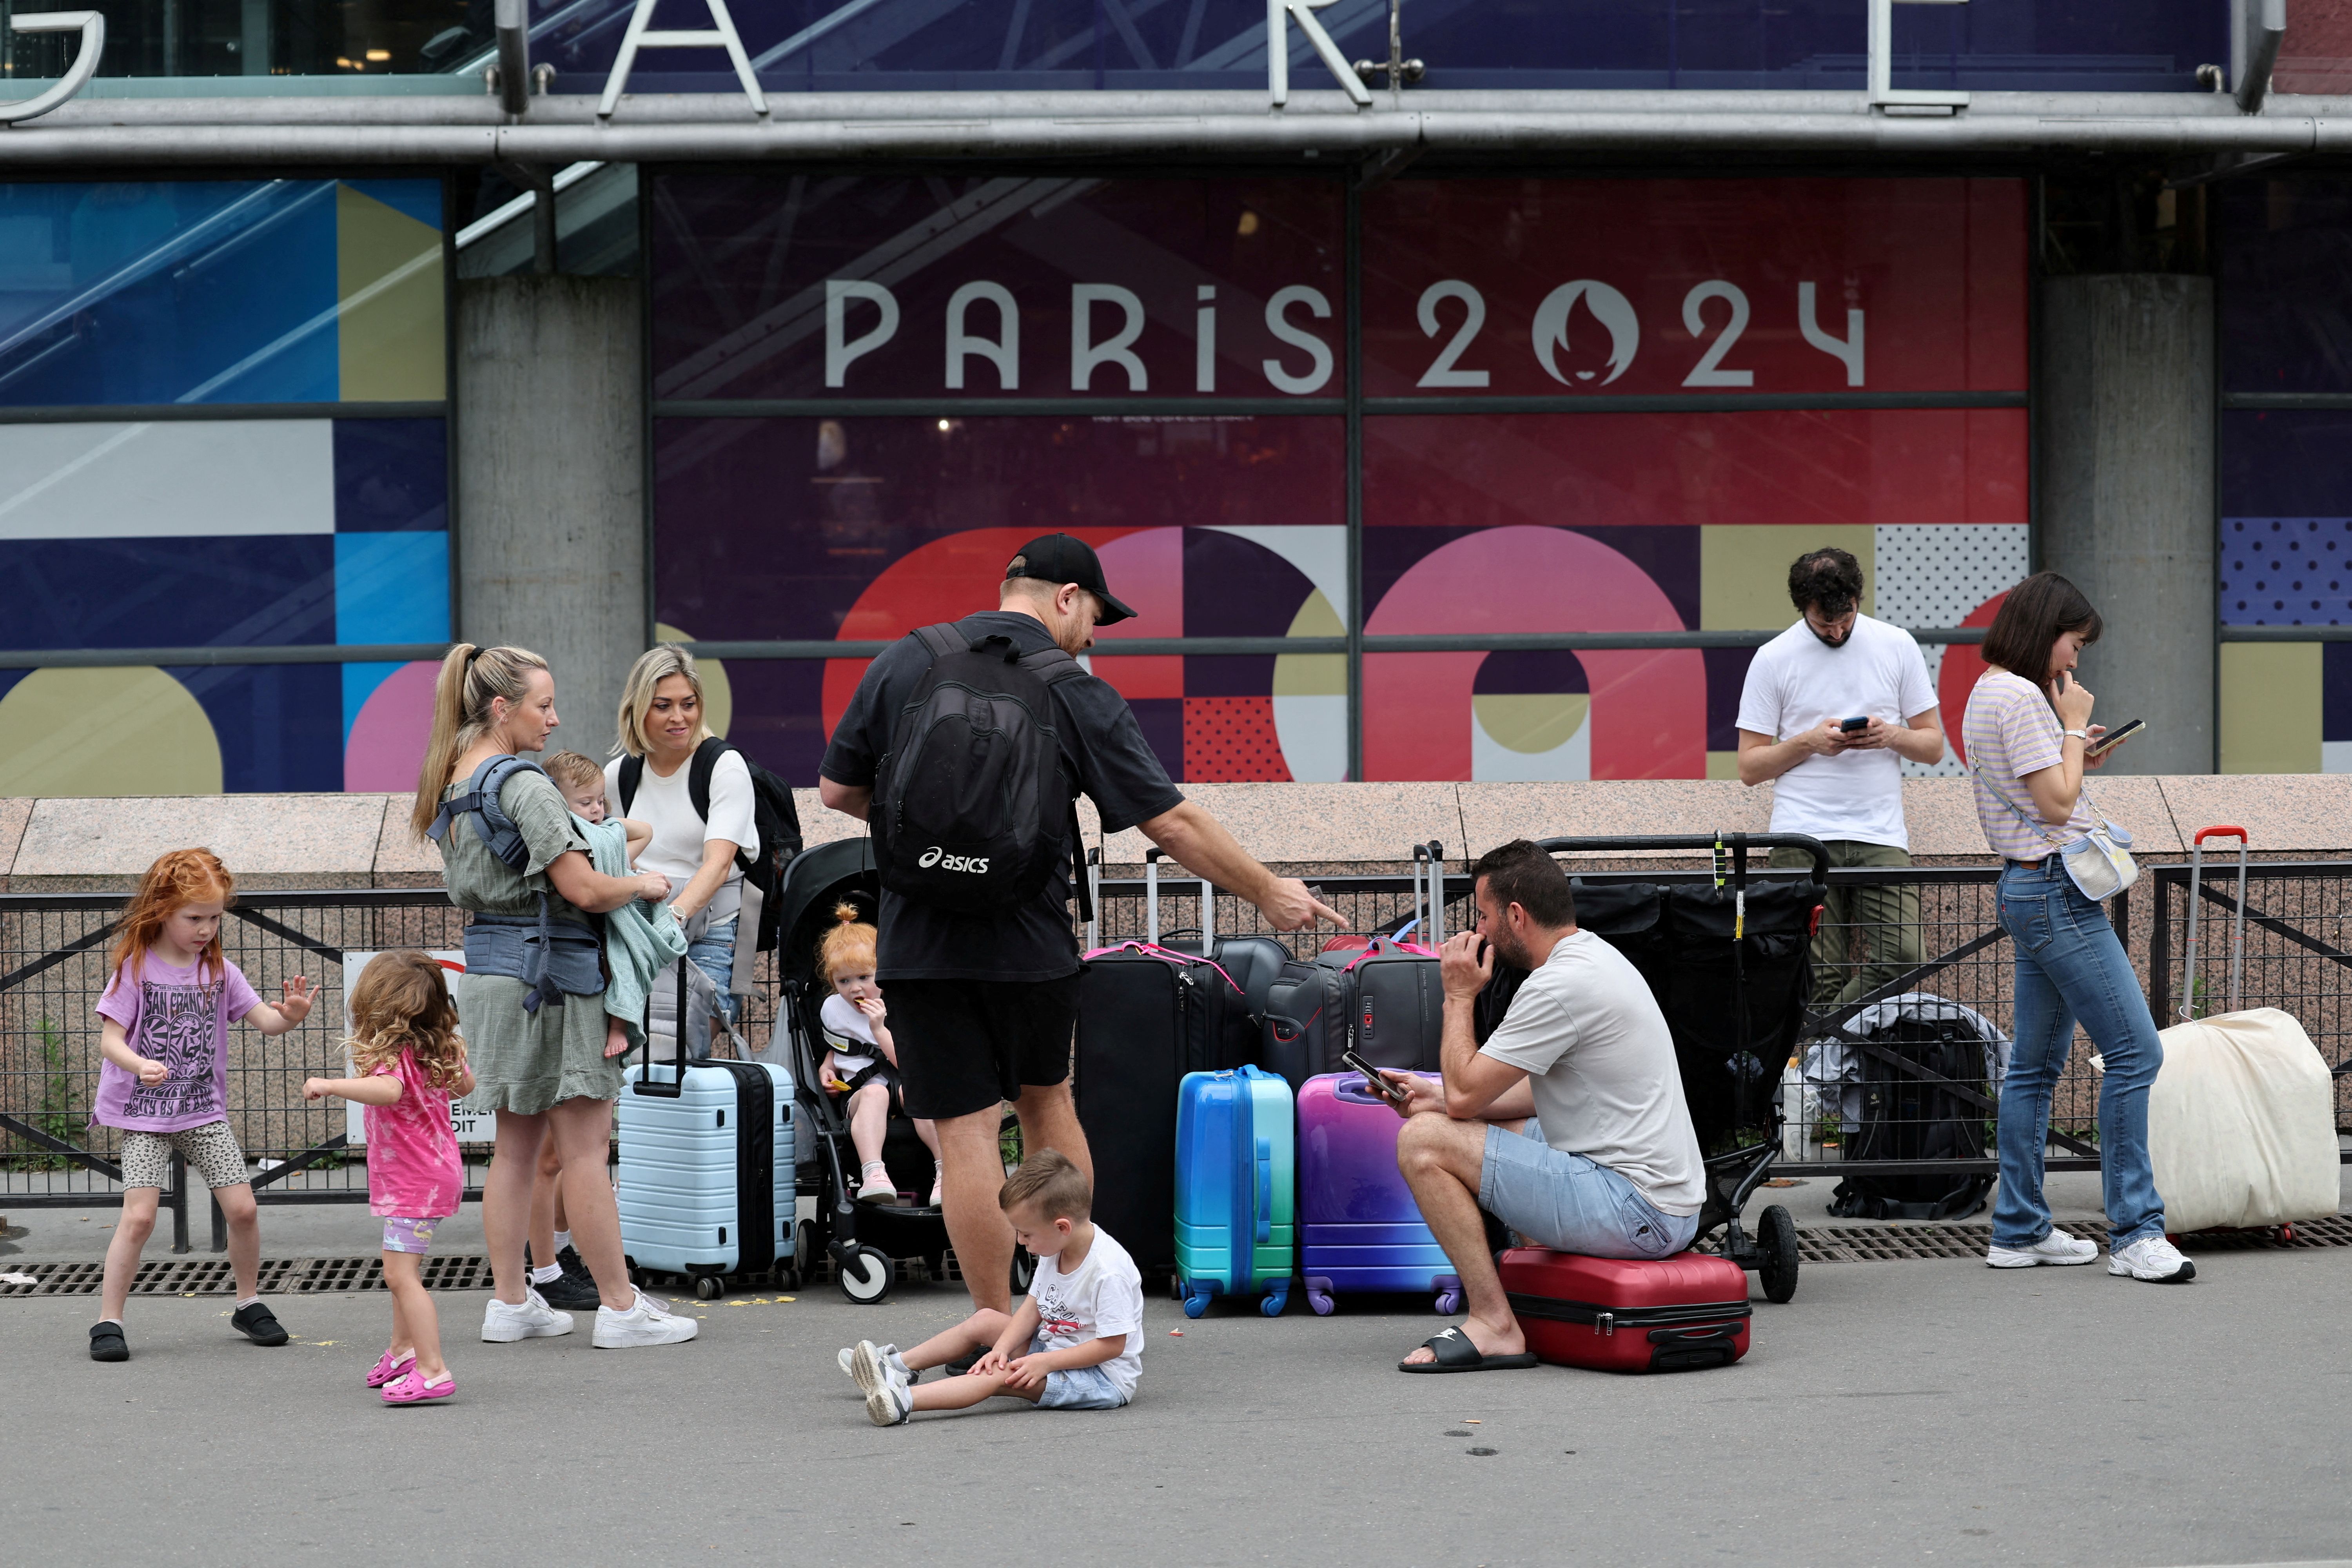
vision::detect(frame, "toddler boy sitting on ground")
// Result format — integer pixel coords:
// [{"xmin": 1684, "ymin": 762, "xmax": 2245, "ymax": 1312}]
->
[{"xmin": 844, "ymin": 1149, "xmax": 1142, "ymax": 1425}]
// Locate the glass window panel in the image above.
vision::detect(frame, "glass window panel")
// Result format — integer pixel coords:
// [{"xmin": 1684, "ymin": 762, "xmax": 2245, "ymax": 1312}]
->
[
  {"xmin": 1363, "ymin": 178, "xmax": 2027, "ymax": 399},
  {"xmin": 0, "ymin": 178, "xmax": 445, "ymax": 408},
  {"xmin": 2221, "ymin": 180, "xmax": 2352, "ymax": 395},
  {"xmin": 652, "ymin": 174, "xmax": 1343, "ymax": 403}
]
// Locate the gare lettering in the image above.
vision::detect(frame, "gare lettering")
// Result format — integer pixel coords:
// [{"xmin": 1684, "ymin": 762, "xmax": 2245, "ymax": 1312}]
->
[{"xmin": 820, "ymin": 275, "xmax": 1867, "ymax": 393}]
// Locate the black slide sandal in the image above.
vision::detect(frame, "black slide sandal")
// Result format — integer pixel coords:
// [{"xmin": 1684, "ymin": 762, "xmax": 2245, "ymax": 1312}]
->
[{"xmin": 1397, "ymin": 1325, "xmax": 1540, "ymax": 1374}]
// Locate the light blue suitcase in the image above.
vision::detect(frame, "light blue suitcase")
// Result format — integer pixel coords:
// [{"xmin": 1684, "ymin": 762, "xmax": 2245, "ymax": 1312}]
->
[
  {"xmin": 1174, "ymin": 1063, "xmax": 1295, "ymax": 1318},
  {"xmin": 619, "ymin": 1054, "xmax": 794, "ymax": 1300}
]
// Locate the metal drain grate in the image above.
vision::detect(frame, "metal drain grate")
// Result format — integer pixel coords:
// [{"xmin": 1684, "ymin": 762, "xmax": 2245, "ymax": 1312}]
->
[
  {"xmin": 1795, "ymin": 1212, "xmax": 2352, "ymax": 1263},
  {"xmin": 0, "ymin": 1255, "xmax": 495, "ymax": 1298}
]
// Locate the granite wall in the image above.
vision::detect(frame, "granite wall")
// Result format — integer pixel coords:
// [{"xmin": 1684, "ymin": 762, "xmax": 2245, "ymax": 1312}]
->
[{"xmin": 0, "ymin": 778, "xmax": 2346, "ymax": 891}]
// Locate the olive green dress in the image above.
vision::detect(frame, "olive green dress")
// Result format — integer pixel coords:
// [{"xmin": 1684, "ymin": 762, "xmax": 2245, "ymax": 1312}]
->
[{"xmin": 440, "ymin": 767, "xmax": 623, "ymax": 1115}]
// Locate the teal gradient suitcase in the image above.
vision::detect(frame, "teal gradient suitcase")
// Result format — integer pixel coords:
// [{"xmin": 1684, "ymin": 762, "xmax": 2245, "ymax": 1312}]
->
[{"xmin": 1174, "ymin": 1064, "xmax": 1295, "ymax": 1318}]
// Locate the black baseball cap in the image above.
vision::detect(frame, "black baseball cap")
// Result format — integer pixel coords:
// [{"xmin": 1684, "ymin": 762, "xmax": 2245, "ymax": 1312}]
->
[{"xmin": 1003, "ymin": 533, "xmax": 1137, "ymax": 625}]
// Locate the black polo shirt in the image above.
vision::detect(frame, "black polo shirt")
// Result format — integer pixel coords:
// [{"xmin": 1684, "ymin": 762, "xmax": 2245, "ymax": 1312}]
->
[{"xmin": 819, "ymin": 610, "xmax": 1185, "ymax": 982}]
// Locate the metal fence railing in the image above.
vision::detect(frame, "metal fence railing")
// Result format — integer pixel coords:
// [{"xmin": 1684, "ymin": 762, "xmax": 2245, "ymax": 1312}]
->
[
  {"xmin": 11, "ymin": 859, "xmax": 2348, "ymax": 1253},
  {"xmin": 1091, "ymin": 855, "xmax": 2352, "ymax": 1191},
  {"xmin": 0, "ymin": 890, "xmax": 780, "ymax": 1253}
]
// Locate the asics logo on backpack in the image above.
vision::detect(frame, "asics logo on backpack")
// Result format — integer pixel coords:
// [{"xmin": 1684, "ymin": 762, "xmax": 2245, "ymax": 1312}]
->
[{"xmin": 918, "ymin": 846, "xmax": 990, "ymax": 875}]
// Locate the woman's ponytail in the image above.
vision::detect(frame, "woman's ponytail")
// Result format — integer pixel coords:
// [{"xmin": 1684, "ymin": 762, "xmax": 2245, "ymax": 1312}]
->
[{"xmin": 408, "ymin": 643, "xmax": 550, "ymax": 839}]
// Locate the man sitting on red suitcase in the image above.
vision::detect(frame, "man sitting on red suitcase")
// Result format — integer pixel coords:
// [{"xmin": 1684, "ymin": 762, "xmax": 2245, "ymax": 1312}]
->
[{"xmin": 1382, "ymin": 839, "xmax": 1706, "ymax": 1372}]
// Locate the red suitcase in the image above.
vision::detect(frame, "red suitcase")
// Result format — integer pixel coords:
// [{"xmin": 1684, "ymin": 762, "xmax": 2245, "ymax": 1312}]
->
[{"xmin": 1498, "ymin": 1249, "xmax": 1753, "ymax": 1373}]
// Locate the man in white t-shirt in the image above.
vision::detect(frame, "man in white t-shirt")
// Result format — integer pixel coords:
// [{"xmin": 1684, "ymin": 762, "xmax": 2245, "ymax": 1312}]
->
[
  {"xmin": 1736, "ymin": 547, "xmax": 1944, "ymax": 1009},
  {"xmin": 1387, "ymin": 840, "xmax": 1704, "ymax": 1373}
]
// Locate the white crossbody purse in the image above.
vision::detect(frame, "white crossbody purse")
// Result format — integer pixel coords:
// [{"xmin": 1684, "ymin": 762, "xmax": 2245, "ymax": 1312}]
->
[{"xmin": 1970, "ymin": 753, "xmax": 2139, "ymax": 901}]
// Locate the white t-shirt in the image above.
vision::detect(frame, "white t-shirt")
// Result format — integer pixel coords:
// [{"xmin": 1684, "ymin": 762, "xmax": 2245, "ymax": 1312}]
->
[
  {"xmin": 606, "ymin": 748, "xmax": 760, "ymax": 927},
  {"xmin": 818, "ymin": 992, "xmax": 880, "ymax": 1076},
  {"xmin": 1735, "ymin": 613, "xmax": 1939, "ymax": 851},
  {"xmin": 1477, "ymin": 931, "xmax": 1706, "ymax": 1217},
  {"xmin": 1025, "ymin": 1225, "xmax": 1145, "ymax": 1401}
]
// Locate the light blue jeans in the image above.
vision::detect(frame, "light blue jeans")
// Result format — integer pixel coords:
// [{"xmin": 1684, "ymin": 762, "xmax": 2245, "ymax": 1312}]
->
[
  {"xmin": 1993, "ymin": 858, "xmax": 2167, "ymax": 1249},
  {"xmin": 1478, "ymin": 1119, "xmax": 1700, "ymax": 1259},
  {"xmin": 682, "ymin": 916, "xmax": 739, "ymax": 1062}
]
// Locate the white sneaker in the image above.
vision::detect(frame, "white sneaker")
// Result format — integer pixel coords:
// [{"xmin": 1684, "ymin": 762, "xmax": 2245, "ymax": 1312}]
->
[
  {"xmin": 847, "ymin": 1339, "xmax": 909, "ymax": 1395},
  {"xmin": 481, "ymin": 1288, "xmax": 575, "ymax": 1342},
  {"xmin": 865, "ymin": 1363, "xmax": 911, "ymax": 1427},
  {"xmin": 2108, "ymin": 1234, "xmax": 2196, "ymax": 1282},
  {"xmin": 857, "ymin": 1163, "xmax": 897, "ymax": 1205},
  {"xmin": 1986, "ymin": 1229, "xmax": 2100, "ymax": 1269},
  {"xmin": 593, "ymin": 1286, "xmax": 701, "ymax": 1347}
]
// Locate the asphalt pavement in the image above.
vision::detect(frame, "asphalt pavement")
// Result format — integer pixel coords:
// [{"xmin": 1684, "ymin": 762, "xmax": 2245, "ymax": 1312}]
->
[{"xmin": 6, "ymin": 1227, "xmax": 2352, "ymax": 1568}]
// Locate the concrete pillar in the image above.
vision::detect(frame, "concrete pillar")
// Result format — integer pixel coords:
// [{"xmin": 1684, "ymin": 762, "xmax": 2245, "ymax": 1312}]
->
[
  {"xmin": 456, "ymin": 275, "xmax": 646, "ymax": 759},
  {"xmin": 2036, "ymin": 274, "xmax": 2216, "ymax": 774}
]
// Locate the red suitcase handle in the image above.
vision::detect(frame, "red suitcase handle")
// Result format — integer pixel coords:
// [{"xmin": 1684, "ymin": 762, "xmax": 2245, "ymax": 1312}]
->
[{"xmin": 2193, "ymin": 825, "xmax": 2248, "ymax": 846}]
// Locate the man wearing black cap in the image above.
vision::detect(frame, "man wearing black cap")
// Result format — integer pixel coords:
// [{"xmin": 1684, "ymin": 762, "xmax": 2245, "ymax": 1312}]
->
[{"xmin": 819, "ymin": 533, "xmax": 1342, "ymax": 1316}]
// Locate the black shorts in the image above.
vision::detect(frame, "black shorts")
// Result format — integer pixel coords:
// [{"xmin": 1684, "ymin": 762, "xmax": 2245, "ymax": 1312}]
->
[{"xmin": 882, "ymin": 975, "xmax": 1080, "ymax": 1121}]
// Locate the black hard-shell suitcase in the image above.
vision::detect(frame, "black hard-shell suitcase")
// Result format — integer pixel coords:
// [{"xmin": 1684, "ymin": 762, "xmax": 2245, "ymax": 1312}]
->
[
  {"xmin": 1265, "ymin": 846, "xmax": 1452, "ymax": 1090},
  {"xmin": 1074, "ymin": 858, "xmax": 1254, "ymax": 1279}
]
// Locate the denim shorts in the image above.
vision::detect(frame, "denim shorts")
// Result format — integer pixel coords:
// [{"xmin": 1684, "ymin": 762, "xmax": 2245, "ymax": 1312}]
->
[
  {"xmin": 1478, "ymin": 1119, "xmax": 1699, "ymax": 1260},
  {"xmin": 381, "ymin": 1216, "xmax": 440, "ymax": 1255},
  {"xmin": 1027, "ymin": 1337, "xmax": 1129, "ymax": 1410}
]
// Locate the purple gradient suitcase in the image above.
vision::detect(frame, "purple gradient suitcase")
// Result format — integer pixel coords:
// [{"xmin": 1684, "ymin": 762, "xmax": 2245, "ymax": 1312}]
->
[{"xmin": 1296, "ymin": 1071, "xmax": 1461, "ymax": 1316}]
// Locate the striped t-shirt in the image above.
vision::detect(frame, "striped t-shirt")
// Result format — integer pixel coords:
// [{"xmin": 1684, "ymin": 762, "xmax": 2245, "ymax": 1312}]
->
[{"xmin": 1963, "ymin": 672, "xmax": 2095, "ymax": 861}]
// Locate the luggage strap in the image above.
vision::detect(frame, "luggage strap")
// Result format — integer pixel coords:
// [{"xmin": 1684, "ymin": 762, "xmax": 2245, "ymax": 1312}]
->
[
  {"xmin": 1504, "ymin": 1292, "xmax": 1752, "ymax": 1337},
  {"xmin": 1080, "ymin": 940, "xmax": 1246, "ymax": 997}
]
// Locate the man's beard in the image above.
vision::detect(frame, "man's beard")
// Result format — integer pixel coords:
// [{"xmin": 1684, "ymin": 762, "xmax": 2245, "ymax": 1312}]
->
[
  {"xmin": 1487, "ymin": 927, "xmax": 1535, "ymax": 971},
  {"xmin": 1809, "ymin": 622, "xmax": 1851, "ymax": 649}
]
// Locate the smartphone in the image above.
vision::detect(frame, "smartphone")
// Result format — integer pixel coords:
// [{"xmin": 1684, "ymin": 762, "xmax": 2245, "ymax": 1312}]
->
[
  {"xmin": 2085, "ymin": 718, "xmax": 2146, "ymax": 758},
  {"xmin": 1339, "ymin": 1049, "xmax": 1410, "ymax": 1108},
  {"xmin": 1839, "ymin": 715, "xmax": 1869, "ymax": 733}
]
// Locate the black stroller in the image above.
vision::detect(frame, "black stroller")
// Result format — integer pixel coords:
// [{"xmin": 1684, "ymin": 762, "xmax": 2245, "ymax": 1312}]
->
[
  {"xmin": 773, "ymin": 838, "xmax": 956, "ymax": 1304},
  {"xmin": 1479, "ymin": 833, "xmax": 1826, "ymax": 1304}
]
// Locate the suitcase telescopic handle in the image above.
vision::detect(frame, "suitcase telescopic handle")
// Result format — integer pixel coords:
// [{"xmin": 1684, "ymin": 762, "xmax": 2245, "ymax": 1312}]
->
[
  {"xmin": 2183, "ymin": 826, "xmax": 2252, "ymax": 1018},
  {"xmin": 633, "ymin": 958, "xmax": 689, "ymax": 1099}
]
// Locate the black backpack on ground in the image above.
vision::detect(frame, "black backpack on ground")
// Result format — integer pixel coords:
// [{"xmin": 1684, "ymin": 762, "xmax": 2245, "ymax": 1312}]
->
[
  {"xmin": 617, "ymin": 737, "xmax": 803, "ymax": 953},
  {"xmin": 871, "ymin": 623, "xmax": 1089, "ymax": 917},
  {"xmin": 1828, "ymin": 1014, "xmax": 1996, "ymax": 1221}
]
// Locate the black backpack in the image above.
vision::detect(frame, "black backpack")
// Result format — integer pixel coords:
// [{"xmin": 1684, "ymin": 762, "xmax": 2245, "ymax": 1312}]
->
[
  {"xmin": 871, "ymin": 622, "xmax": 1088, "ymax": 916},
  {"xmin": 1828, "ymin": 1014, "xmax": 1996, "ymax": 1221},
  {"xmin": 617, "ymin": 737, "xmax": 803, "ymax": 953}
]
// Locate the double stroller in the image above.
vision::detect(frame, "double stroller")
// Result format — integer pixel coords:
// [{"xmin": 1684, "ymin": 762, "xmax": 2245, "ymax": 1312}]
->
[
  {"xmin": 772, "ymin": 839, "xmax": 1027, "ymax": 1305},
  {"xmin": 1480, "ymin": 833, "xmax": 1827, "ymax": 1304}
]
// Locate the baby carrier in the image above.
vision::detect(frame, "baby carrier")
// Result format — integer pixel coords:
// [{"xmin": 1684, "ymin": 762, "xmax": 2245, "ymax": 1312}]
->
[{"xmin": 427, "ymin": 755, "xmax": 603, "ymax": 1013}]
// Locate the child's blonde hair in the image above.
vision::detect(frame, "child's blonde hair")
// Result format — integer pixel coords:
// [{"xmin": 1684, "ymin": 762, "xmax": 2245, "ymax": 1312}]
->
[
  {"xmin": 543, "ymin": 751, "xmax": 606, "ymax": 799},
  {"xmin": 110, "ymin": 848, "xmax": 234, "ymax": 985},
  {"xmin": 345, "ymin": 951, "xmax": 467, "ymax": 1090},
  {"xmin": 999, "ymin": 1149, "xmax": 1091, "ymax": 1223},
  {"xmin": 816, "ymin": 901, "xmax": 877, "ymax": 982}
]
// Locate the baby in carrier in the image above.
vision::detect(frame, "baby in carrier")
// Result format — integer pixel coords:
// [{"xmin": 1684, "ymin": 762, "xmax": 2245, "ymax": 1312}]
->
[{"xmin": 817, "ymin": 904, "xmax": 941, "ymax": 1206}]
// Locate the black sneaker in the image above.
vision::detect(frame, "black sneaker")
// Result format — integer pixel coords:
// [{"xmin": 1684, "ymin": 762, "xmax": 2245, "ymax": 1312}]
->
[
  {"xmin": 557, "ymin": 1245, "xmax": 586, "ymax": 1278},
  {"xmin": 944, "ymin": 1347, "xmax": 981, "ymax": 1378},
  {"xmin": 230, "ymin": 1302, "xmax": 289, "ymax": 1346},
  {"xmin": 534, "ymin": 1269, "xmax": 603, "ymax": 1310},
  {"xmin": 89, "ymin": 1322, "xmax": 128, "ymax": 1363}
]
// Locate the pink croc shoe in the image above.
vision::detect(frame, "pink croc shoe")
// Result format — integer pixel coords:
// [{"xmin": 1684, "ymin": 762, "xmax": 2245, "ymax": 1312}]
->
[
  {"xmin": 380, "ymin": 1367, "xmax": 456, "ymax": 1406},
  {"xmin": 365, "ymin": 1350, "xmax": 416, "ymax": 1388}
]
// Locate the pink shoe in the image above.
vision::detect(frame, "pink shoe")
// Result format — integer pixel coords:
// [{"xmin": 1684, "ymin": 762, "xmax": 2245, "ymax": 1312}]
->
[
  {"xmin": 380, "ymin": 1367, "xmax": 456, "ymax": 1405},
  {"xmin": 365, "ymin": 1349, "xmax": 416, "ymax": 1388}
]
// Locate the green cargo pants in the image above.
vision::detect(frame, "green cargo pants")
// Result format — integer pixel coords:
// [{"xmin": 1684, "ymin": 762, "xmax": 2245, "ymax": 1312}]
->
[{"xmin": 1768, "ymin": 840, "xmax": 1922, "ymax": 1013}]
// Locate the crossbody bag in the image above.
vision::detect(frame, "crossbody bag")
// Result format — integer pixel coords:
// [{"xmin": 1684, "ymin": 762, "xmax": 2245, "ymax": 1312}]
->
[{"xmin": 1969, "ymin": 753, "xmax": 2139, "ymax": 901}]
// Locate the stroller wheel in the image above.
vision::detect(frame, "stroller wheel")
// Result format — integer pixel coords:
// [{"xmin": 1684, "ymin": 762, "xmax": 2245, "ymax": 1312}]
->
[
  {"xmin": 1758, "ymin": 1204, "xmax": 1800, "ymax": 1304},
  {"xmin": 838, "ymin": 1246, "xmax": 893, "ymax": 1305},
  {"xmin": 1009, "ymin": 1246, "xmax": 1037, "ymax": 1297}
]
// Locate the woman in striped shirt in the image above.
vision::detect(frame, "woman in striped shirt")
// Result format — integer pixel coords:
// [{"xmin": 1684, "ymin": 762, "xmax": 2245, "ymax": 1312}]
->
[{"xmin": 1964, "ymin": 572, "xmax": 2190, "ymax": 1284}]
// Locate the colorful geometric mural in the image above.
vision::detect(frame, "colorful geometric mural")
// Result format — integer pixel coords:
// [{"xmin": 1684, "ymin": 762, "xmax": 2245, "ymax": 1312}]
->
[{"xmin": 0, "ymin": 177, "xmax": 449, "ymax": 795}]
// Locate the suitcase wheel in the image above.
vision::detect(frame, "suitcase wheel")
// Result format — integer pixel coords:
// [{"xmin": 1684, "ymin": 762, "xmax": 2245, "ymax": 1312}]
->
[
  {"xmin": 693, "ymin": 1275, "xmax": 724, "ymax": 1301},
  {"xmin": 1434, "ymin": 1275, "xmax": 1462, "ymax": 1317},
  {"xmin": 1260, "ymin": 1282, "xmax": 1289, "ymax": 1318},
  {"xmin": 1181, "ymin": 1281, "xmax": 1215, "ymax": 1319},
  {"xmin": 1305, "ymin": 1278, "xmax": 1334, "ymax": 1316}
]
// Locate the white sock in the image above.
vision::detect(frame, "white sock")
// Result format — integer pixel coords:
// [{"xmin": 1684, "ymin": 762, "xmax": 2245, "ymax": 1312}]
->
[
  {"xmin": 530, "ymin": 1263, "xmax": 563, "ymax": 1285},
  {"xmin": 236, "ymin": 1296, "xmax": 262, "ymax": 1310},
  {"xmin": 554, "ymin": 1230, "xmax": 573, "ymax": 1254}
]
